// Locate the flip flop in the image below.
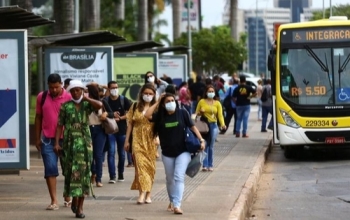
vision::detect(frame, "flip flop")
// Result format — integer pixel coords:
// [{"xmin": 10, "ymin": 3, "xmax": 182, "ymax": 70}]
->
[
  {"xmin": 46, "ymin": 204, "xmax": 59, "ymax": 210},
  {"xmin": 64, "ymin": 200, "xmax": 72, "ymax": 207}
]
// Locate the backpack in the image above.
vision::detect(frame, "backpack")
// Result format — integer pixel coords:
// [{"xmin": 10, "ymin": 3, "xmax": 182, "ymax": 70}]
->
[
  {"xmin": 261, "ymin": 86, "xmax": 268, "ymax": 102},
  {"xmin": 41, "ymin": 90, "xmax": 48, "ymax": 107},
  {"xmin": 223, "ymin": 87, "xmax": 233, "ymax": 110}
]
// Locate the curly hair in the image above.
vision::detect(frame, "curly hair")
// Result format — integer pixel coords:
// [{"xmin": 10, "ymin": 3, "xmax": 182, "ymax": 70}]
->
[{"xmin": 136, "ymin": 83, "xmax": 157, "ymax": 112}]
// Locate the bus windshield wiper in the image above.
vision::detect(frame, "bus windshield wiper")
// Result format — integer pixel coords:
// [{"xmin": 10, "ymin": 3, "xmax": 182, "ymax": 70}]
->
[
  {"xmin": 304, "ymin": 45, "xmax": 329, "ymax": 72},
  {"xmin": 338, "ymin": 53, "xmax": 350, "ymax": 74}
]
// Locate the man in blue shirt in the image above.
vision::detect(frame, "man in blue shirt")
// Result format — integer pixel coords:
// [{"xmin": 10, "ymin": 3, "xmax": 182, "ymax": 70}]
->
[{"xmin": 220, "ymin": 78, "xmax": 239, "ymax": 135}]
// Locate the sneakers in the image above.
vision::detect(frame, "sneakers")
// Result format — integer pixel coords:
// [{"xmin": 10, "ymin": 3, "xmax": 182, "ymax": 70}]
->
[
  {"xmin": 108, "ymin": 178, "xmax": 116, "ymax": 184},
  {"xmin": 242, "ymin": 134, "xmax": 249, "ymax": 138},
  {"xmin": 118, "ymin": 174, "xmax": 124, "ymax": 182},
  {"xmin": 268, "ymin": 126, "xmax": 274, "ymax": 130},
  {"xmin": 261, "ymin": 130, "xmax": 268, "ymax": 132}
]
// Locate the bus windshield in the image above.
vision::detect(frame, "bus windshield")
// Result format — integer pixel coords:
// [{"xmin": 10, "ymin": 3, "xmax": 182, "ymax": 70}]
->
[{"xmin": 280, "ymin": 46, "xmax": 350, "ymax": 105}]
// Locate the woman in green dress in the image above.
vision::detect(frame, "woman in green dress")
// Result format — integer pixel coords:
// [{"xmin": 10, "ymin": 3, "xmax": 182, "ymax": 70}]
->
[{"xmin": 55, "ymin": 80, "xmax": 102, "ymax": 218}]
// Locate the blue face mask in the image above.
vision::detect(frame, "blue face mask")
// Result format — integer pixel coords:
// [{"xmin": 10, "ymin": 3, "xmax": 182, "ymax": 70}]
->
[
  {"xmin": 207, "ymin": 92, "xmax": 215, "ymax": 99},
  {"xmin": 165, "ymin": 101, "xmax": 176, "ymax": 111}
]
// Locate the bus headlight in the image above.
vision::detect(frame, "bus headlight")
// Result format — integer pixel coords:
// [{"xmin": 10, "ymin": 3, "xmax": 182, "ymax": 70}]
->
[{"xmin": 279, "ymin": 109, "xmax": 300, "ymax": 128}]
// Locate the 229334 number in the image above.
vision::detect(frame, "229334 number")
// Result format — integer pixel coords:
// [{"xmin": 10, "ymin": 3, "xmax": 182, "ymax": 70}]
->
[{"xmin": 305, "ymin": 120, "xmax": 330, "ymax": 127}]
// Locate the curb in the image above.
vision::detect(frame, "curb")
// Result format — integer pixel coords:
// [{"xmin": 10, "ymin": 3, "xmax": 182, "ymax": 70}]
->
[{"xmin": 228, "ymin": 137, "xmax": 272, "ymax": 220}]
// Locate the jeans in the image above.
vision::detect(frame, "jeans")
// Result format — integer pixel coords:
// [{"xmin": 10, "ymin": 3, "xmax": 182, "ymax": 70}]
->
[
  {"xmin": 261, "ymin": 105, "xmax": 273, "ymax": 130},
  {"xmin": 191, "ymin": 100, "xmax": 198, "ymax": 114},
  {"xmin": 41, "ymin": 136, "xmax": 62, "ymax": 178},
  {"xmin": 126, "ymin": 152, "xmax": 133, "ymax": 165},
  {"xmin": 90, "ymin": 125, "xmax": 106, "ymax": 183},
  {"xmin": 108, "ymin": 133, "xmax": 126, "ymax": 178},
  {"xmin": 222, "ymin": 107, "xmax": 237, "ymax": 134},
  {"xmin": 162, "ymin": 152, "xmax": 191, "ymax": 208},
  {"xmin": 203, "ymin": 123, "xmax": 219, "ymax": 168},
  {"xmin": 235, "ymin": 105, "xmax": 251, "ymax": 135},
  {"xmin": 257, "ymin": 98, "xmax": 262, "ymax": 119}
]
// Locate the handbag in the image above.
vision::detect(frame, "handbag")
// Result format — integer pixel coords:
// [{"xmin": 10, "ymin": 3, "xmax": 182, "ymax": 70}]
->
[
  {"xmin": 101, "ymin": 117, "xmax": 119, "ymax": 134},
  {"xmin": 184, "ymin": 127, "xmax": 201, "ymax": 154},
  {"xmin": 194, "ymin": 117, "xmax": 209, "ymax": 134},
  {"xmin": 186, "ymin": 151, "xmax": 207, "ymax": 178}
]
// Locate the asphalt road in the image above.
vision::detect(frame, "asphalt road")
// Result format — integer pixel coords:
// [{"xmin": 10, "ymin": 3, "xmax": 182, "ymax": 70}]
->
[{"xmin": 248, "ymin": 145, "xmax": 350, "ymax": 220}]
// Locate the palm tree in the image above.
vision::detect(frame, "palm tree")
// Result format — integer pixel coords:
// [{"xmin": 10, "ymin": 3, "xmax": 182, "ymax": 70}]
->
[
  {"xmin": 53, "ymin": 0, "xmax": 74, "ymax": 34},
  {"xmin": 138, "ymin": 0, "xmax": 148, "ymax": 41},
  {"xmin": 115, "ymin": 0, "xmax": 125, "ymax": 21},
  {"xmin": 172, "ymin": 0, "xmax": 181, "ymax": 40},
  {"xmin": 229, "ymin": 0, "xmax": 238, "ymax": 41},
  {"xmin": 82, "ymin": 0, "xmax": 101, "ymax": 31}
]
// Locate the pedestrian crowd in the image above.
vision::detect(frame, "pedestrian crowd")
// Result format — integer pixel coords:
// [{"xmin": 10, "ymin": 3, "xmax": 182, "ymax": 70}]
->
[{"xmin": 35, "ymin": 71, "xmax": 271, "ymax": 218}]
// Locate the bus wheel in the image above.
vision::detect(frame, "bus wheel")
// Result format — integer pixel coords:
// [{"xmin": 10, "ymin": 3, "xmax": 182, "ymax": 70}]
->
[{"xmin": 284, "ymin": 146, "xmax": 295, "ymax": 159}]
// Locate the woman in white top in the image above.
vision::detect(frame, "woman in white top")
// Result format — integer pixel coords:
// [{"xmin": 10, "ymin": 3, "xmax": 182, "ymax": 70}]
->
[{"xmin": 144, "ymin": 71, "xmax": 168, "ymax": 100}]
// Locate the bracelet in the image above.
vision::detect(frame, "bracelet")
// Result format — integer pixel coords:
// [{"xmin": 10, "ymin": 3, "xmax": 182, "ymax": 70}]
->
[{"xmin": 199, "ymin": 138, "xmax": 205, "ymax": 142}]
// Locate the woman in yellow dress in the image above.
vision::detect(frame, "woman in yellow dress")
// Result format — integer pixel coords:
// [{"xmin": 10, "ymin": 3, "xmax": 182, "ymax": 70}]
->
[{"xmin": 124, "ymin": 83, "xmax": 157, "ymax": 204}]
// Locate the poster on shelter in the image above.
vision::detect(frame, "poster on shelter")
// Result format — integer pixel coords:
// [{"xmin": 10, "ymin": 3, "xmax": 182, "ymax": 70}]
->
[
  {"xmin": 159, "ymin": 55, "xmax": 188, "ymax": 87},
  {"xmin": 0, "ymin": 31, "xmax": 28, "ymax": 168},
  {"xmin": 45, "ymin": 47, "xmax": 113, "ymax": 86},
  {"xmin": 181, "ymin": 0, "xmax": 200, "ymax": 33},
  {"xmin": 114, "ymin": 53, "xmax": 158, "ymax": 102}
]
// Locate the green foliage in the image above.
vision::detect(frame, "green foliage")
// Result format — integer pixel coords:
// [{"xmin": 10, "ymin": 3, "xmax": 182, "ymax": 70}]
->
[
  {"xmin": 173, "ymin": 26, "xmax": 247, "ymax": 75},
  {"xmin": 311, "ymin": 4, "xmax": 350, "ymax": 20}
]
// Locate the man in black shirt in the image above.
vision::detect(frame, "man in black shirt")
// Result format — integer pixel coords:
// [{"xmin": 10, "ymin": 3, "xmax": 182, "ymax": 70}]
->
[
  {"xmin": 189, "ymin": 75, "xmax": 206, "ymax": 114},
  {"xmin": 232, "ymin": 75, "xmax": 256, "ymax": 138},
  {"xmin": 105, "ymin": 81, "xmax": 131, "ymax": 183}
]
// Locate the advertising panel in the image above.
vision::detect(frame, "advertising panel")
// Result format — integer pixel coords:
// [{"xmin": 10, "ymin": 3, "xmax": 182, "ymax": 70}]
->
[
  {"xmin": 44, "ymin": 46, "xmax": 113, "ymax": 86},
  {"xmin": 181, "ymin": 0, "xmax": 200, "ymax": 33},
  {"xmin": 159, "ymin": 55, "xmax": 188, "ymax": 87},
  {"xmin": 0, "ymin": 30, "xmax": 29, "ymax": 169},
  {"xmin": 114, "ymin": 53, "xmax": 158, "ymax": 102}
]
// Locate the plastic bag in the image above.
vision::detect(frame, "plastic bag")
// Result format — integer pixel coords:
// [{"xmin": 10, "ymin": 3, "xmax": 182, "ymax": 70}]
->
[{"xmin": 186, "ymin": 151, "xmax": 207, "ymax": 178}]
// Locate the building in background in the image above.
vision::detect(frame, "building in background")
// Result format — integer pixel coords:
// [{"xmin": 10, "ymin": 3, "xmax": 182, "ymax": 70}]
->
[
  {"xmin": 274, "ymin": 0, "xmax": 312, "ymax": 22},
  {"xmin": 223, "ymin": 0, "xmax": 319, "ymax": 76}
]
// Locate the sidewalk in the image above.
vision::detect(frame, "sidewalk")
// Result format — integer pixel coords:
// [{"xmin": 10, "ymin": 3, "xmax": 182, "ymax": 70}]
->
[{"xmin": 0, "ymin": 107, "xmax": 272, "ymax": 220}]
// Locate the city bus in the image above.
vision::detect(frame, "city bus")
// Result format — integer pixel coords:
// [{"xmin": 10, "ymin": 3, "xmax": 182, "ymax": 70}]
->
[{"xmin": 273, "ymin": 16, "xmax": 350, "ymax": 158}]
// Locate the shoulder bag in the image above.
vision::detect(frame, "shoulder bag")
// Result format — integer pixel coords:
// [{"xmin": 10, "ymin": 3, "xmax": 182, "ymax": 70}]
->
[
  {"xmin": 180, "ymin": 110, "xmax": 201, "ymax": 154},
  {"xmin": 101, "ymin": 100, "xmax": 119, "ymax": 134}
]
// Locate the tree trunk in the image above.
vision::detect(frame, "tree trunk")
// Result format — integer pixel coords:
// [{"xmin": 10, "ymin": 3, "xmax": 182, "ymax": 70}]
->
[
  {"xmin": 53, "ymin": 0, "xmax": 74, "ymax": 34},
  {"xmin": 147, "ymin": 0, "xmax": 154, "ymax": 40},
  {"xmin": 115, "ymin": 0, "xmax": 125, "ymax": 20},
  {"xmin": 137, "ymin": 0, "xmax": 148, "ymax": 41},
  {"xmin": 229, "ymin": 0, "xmax": 238, "ymax": 41},
  {"xmin": 172, "ymin": 0, "xmax": 181, "ymax": 40},
  {"xmin": 82, "ymin": 0, "xmax": 100, "ymax": 31}
]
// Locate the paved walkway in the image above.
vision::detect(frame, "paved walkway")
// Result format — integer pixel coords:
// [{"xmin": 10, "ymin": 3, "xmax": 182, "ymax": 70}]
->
[{"xmin": 0, "ymin": 106, "xmax": 272, "ymax": 220}]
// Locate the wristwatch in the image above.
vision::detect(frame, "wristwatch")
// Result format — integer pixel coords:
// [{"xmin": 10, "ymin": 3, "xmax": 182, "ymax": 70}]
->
[{"xmin": 199, "ymin": 139, "xmax": 205, "ymax": 143}]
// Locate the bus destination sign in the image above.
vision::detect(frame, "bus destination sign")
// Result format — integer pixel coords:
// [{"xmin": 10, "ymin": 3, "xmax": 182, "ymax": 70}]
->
[{"xmin": 292, "ymin": 28, "xmax": 350, "ymax": 43}]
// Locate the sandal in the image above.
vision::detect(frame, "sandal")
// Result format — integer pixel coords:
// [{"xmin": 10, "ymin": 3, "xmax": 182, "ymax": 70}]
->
[
  {"xmin": 64, "ymin": 200, "xmax": 72, "ymax": 207},
  {"xmin": 167, "ymin": 202, "xmax": 174, "ymax": 212},
  {"xmin": 46, "ymin": 204, "xmax": 59, "ymax": 210}
]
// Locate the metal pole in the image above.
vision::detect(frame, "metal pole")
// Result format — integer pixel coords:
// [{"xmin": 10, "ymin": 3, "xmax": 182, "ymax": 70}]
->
[
  {"xmin": 255, "ymin": 0, "xmax": 258, "ymax": 75},
  {"xmin": 187, "ymin": 0, "xmax": 193, "ymax": 77},
  {"xmin": 330, "ymin": 0, "xmax": 332, "ymax": 17},
  {"xmin": 74, "ymin": 0, "xmax": 79, "ymax": 33},
  {"xmin": 37, "ymin": 46, "xmax": 44, "ymax": 91},
  {"xmin": 323, "ymin": 0, "xmax": 325, "ymax": 19}
]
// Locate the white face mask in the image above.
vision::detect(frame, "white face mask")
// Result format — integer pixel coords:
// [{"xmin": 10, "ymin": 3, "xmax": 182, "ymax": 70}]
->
[
  {"xmin": 207, "ymin": 92, "xmax": 215, "ymax": 99},
  {"xmin": 72, "ymin": 94, "xmax": 83, "ymax": 104},
  {"xmin": 148, "ymin": 76, "xmax": 155, "ymax": 83},
  {"xmin": 165, "ymin": 101, "xmax": 176, "ymax": 111},
  {"xmin": 143, "ymin": 95, "xmax": 154, "ymax": 103},
  {"xmin": 110, "ymin": 88, "xmax": 119, "ymax": 97}
]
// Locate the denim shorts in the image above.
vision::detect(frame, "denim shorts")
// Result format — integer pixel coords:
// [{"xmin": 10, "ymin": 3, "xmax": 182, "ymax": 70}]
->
[{"xmin": 41, "ymin": 136, "xmax": 62, "ymax": 178}]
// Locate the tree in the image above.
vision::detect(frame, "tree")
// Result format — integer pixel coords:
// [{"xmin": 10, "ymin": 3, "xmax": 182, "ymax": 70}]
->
[
  {"xmin": 53, "ymin": 0, "xmax": 74, "ymax": 34},
  {"xmin": 172, "ymin": 0, "xmax": 181, "ymax": 40},
  {"xmin": 174, "ymin": 25, "xmax": 247, "ymax": 75},
  {"xmin": 311, "ymin": 4, "xmax": 350, "ymax": 20},
  {"xmin": 138, "ymin": 0, "xmax": 148, "ymax": 41},
  {"xmin": 229, "ymin": 0, "xmax": 238, "ymax": 41},
  {"xmin": 82, "ymin": 0, "xmax": 101, "ymax": 31}
]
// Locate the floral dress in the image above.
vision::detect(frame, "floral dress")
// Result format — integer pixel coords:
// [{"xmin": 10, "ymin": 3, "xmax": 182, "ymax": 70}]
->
[
  {"xmin": 58, "ymin": 101, "xmax": 94, "ymax": 197},
  {"xmin": 126, "ymin": 103, "xmax": 157, "ymax": 192}
]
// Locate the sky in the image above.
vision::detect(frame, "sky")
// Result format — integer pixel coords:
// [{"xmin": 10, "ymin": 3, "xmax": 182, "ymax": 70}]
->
[{"xmin": 159, "ymin": 0, "xmax": 346, "ymax": 42}]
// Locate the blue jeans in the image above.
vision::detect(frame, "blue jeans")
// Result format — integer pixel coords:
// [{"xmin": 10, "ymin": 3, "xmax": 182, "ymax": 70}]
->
[
  {"xmin": 262, "ymin": 105, "xmax": 273, "ymax": 130},
  {"xmin": 41, "ymin": 136, "xmax": 62, "ymax": 178},
  {"xmin": 191, "ymin": 100, "xmax": 198, "ymax": 114},
  {"xmin": 108, "ymin": 133, "xmax": 126, "ymax": 178},
  {"xmin": 90, "ymin": 125, "xmax": 106, "ymax": 183},
  {"xmin": 162, "ymin": 152, "xmax": 191, "ymax": 208},
  {"xmin": 203, "ymin": 123, "xmax": 219, "ymax": 168},
  {"xmin": 235, "ymin": 105, "xmax": 251, "ymax": 135},
  {"xmin": 126, "ymin": 152, "xmax": 133, "ymax": 165}
]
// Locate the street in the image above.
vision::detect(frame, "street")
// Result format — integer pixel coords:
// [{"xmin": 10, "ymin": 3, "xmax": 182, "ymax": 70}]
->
[{"xmin": 248, "ymin": 145, "xmax": 350, "ymax": 220}]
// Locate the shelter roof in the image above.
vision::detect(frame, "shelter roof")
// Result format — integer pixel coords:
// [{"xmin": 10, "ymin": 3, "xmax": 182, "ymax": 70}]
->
[
  {"xmin": 0, "ymin": 5, "xmax": 54, "ymax": 29},
  {"xmin": 142, "ymin": 45, "xmax": 189, "ymax": 54},
  {"xmin": 28, "ymin": 31, "xmax": 126, "ymax": 46},
  {"xmin": 113, "ymin": 41, "xmax": 164, "ymax": 53}
]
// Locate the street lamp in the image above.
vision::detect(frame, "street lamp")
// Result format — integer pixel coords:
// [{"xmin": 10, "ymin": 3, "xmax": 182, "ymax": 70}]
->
[
  {"xmin": 255, "ymin": 0, "xmax": 258, "ymax": 76},
  {"xmin": 187, "ymin": 0, "xmax": 193, "ymax": 78}
]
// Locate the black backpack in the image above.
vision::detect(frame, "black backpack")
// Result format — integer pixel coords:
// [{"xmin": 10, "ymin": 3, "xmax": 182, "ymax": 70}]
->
[
  {"xmin": 223, "ymin": 87, "xmax": 233, "ymax": 110},
  {"xmin": 261, "ymin": 86, "xmax": 268, "ymax": 102}
]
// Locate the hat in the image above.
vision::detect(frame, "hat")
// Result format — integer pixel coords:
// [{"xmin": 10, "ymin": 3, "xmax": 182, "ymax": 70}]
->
[{"xmin": 66, "ymin": 80, "xmax": 86, "ymax": 92}]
